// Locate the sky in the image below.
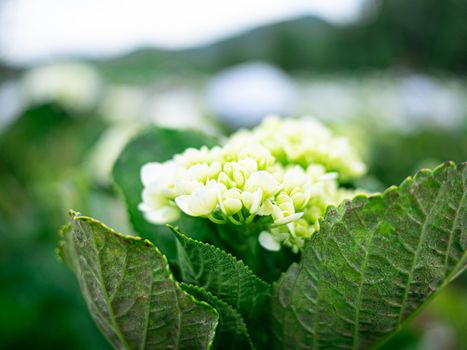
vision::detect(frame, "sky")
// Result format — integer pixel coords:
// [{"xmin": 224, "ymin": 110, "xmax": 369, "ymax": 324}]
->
[{"xmin": 0, "ymin": 0, "xmax": 364, "ymax": 65}]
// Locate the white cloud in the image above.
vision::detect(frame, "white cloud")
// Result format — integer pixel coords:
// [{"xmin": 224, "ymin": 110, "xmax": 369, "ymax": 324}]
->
[{"xmin": 0, "ymin": 0, "xmax": 363, "ymax": 65}]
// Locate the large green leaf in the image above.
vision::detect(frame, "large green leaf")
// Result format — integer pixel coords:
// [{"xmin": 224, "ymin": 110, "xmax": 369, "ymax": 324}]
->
[
  {"xmin": 271, "ymin": 161, "xmax": 466, "ymax": 350},
  {"xmin": 112, "ymin": 127, "xmax": 219, "ymax": 261},
  {"xmin": 180, "ymin": 283, "xmax": 255, "ymax": 350},
  {"xmin": 59, "ymin": 211, "xmax": 219, "ymax": 350},
  {"xmin": 170, "ymin": 226, "xmax": 271, "ymax": 322}
]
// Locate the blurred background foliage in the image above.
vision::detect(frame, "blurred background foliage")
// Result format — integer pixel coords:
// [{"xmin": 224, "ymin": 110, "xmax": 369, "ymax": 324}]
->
[{"xmin": 0, "ymin": 0, "xmax": 466, "ymax": 349}]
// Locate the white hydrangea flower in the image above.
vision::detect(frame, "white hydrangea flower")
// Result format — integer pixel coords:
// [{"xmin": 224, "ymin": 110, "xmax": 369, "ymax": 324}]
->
[
  {"xmin": 139, "ymin": 115, "xmax": 366, "ymax": 251},
  {"xmin": 21, "ymin": 62, "xmax": 101, "ymax": 113},
  {"xmin": 230, "ymin": 115, "xmax": 366, "ymax": 179}
]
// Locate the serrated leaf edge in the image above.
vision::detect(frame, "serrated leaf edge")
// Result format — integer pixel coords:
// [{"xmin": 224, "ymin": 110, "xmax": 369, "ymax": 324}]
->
[
  {"xmin": 272, "ymin": 161, "xmax": 466, "ymax": 350},
  {"xmin": 62, "ymin": 210, "xmax": 221, "ymax": 350},
  {"xmin": 272, "ymin": 161, "xmax": 465, "ymax": 288},
  {"xmin": 168, "ymin": 224, "xmax": 271, "ymax": 292},
  {"xmin": 180, "ymin": 283, "xmax": 256, "ymax": 350}
]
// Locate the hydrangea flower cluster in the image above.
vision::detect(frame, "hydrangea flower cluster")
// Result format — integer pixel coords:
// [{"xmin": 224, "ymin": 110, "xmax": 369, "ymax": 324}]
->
[{"xmin": 139, "ymin": 116, "xmax": 366, "ymax": 252}]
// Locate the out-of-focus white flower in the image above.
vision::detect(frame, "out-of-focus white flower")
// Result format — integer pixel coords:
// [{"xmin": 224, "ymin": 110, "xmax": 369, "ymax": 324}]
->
[
  {"xmin": 206, "ymin": 62, "xmax": 297, "ymax": 129},
  {"xmin": 147, "ymin": 88, "xmax": 221, "ymax": 136},
  {"xmin": 299, "ymin": 80, "xmax": 357, "ymax": 122},
  {"xmin": 21, "ymin": 62, "xmax": 101, "ymax": 113},
  {"xmin": 139, "ymin": 115, "xmax": 366, "ymax": 251},
  {"xmin": 398, "ymin": 74, "xmax": 464, "ymax": 130},
  {"xmin": 98, "ymin": 85, "xmax": 147, "ymax": 123}
]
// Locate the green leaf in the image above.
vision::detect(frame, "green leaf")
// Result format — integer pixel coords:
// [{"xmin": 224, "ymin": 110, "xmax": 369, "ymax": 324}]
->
[
  {"xmin": 271, "ymin": 161, "xmax": 466, "ymax": 350},
  {"xmin": 59, "ymin": 211, "xmax": 219, "ymax": 350},
  {"xmin": 112, "ymin": 126, "xmax": 219, "ymax": 261},
  {"xmin": 170, "ymin": 226, "xmax": 271, "ymax": 322},
  {"xmin": 180, "ymin": 283, "xmax": 255, "ymax": 350}
]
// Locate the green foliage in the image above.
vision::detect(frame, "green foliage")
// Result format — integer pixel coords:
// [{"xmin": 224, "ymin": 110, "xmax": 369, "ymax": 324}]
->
[
  {"xmin": 60, "ymin": 122, "xmax": 466, "ymax": 350},
  {"xmin": 112, "ymin": 127, "xmax": 219, "ymax": 261},
  {"xmin": 171, "ymin": 226, "xmax": 270, "ymax": 323},
  {"xmin": 180, "ymin": 283, "xmax": 254, "ymax": 350},
  {"xmin": 368, "ymin": 127, "xmax": 467, "ymax": 187},
  {"xmin": 271, "ymin": 162, "xmax": 466, "ymax": 349},
  {"xmin": 0, "ymin": 104, "xmax": 110, "ymax": 349},
  {"xmin": 59, "ymin": 211, "xmax": 219, "ymax": 350},
  {"xmin": 61, "ymin": 156, "xmax": 466, "ymax": 349},
  {"xmin": 0, "ymin": 104, "xmax": 105, "ymax": 184}
]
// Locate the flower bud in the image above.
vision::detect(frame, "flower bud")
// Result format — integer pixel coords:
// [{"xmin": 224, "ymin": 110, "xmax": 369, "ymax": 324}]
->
[
  {"xmin": 233, "ymin": 169, "xmax": 245, "ymax": 188},
  {"xmin": 238, "ymin": 157, "xmax": 257, "ymax": 175},
  {"xmin": 175, "ymin": 146, "xmax": 211, "ymax": 167},
  {"xmin": 238, "ymin": 144, "xmax": 274, "ymax": 169},
  {"xmin": 175, "ymin": 186, "xmax": 218, "ymax": 217},
  {"xmin": 257, "ymin": 199, "xmax": 275, "ymax": 216},
  {"xmin": 187, "ymin": 163, "xmax": 212, "ymax": 182},
  {"xmin": 291, "ymin": 191, "xmax": 308, "ymax": 210},
  {"xmin": 282, "ymin": 166, "xmax": 308, "ymax": 192},
  {"xmin": 245, "ymin": 171, "xmax": 279, "ymax": 198},
  {"xmin": 276, "ymin": 192, "xmax": 295, "ymax": 217},
  {"xmin": 293, "ymin": 218, "xmax": 315, "ymax": 238},
  {"xmin": 218, "ymin": 172, "xmax": 232, "ymax": 188},
  {"xmin": 241, "ymin": 189, "xmax": 262, "ymax": 214},
  {"xmin": 220, "ymin": 188, "xmax": 243, "ymax": 216}
]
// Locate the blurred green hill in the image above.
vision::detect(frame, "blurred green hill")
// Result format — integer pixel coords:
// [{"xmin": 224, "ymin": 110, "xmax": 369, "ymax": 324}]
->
[
  {"xmin": 2, "ymin": 0, "xmax": 466, "ymax": 84},
  {"xmin": 93, "ymin": 16, "xmax": 334, "ymax": 83},
  {"xmin": 93, "ymin": 0, "xmax": 467, "ymax": 83}
]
